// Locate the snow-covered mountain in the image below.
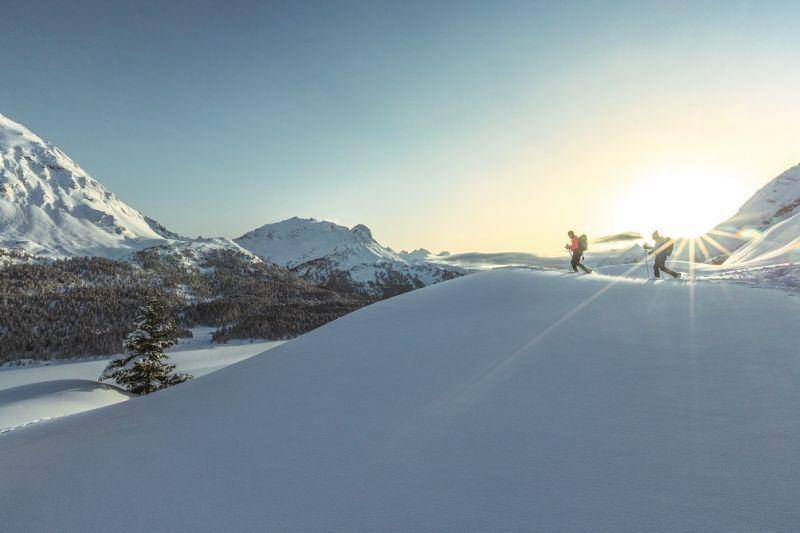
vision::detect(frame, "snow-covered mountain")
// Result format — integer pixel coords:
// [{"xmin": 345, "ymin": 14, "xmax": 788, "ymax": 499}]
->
[
  {"xmin": 669, "ymin": 163, "xmax": 800, "ymax": 263},
  {"xmin": 723, "ymin": 210, "xmax": 800, "ymax": 266},
  {"xmin": 235, "ymin": 217, "xmax": 463, "ymax": 296},
  {"xmin": 714, "ymin": 163, "xmax": 800, "ymax": 266},
  {"xmin": 0, "ymin": 113, "xmax": 173, "ymax": 257},
  {"xmin": 397, "ymin": 248, "xmax": 433, "ymax": 265},
  {"xmin": 721, "ymin": 163, "xmax": 800, "ymax": 233}
]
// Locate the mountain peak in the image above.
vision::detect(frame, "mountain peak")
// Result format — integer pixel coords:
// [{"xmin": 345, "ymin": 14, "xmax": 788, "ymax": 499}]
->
[
  {"xmin": 0, "ymin": 112, "xmax": 171, "ymax": 257},
  {"xmin": 728, "ymin": 162, "xmax": 800, "ymax": 229},
  {"xmin": 350, "ymin": 224, "xmax": 373, "ymax": 241},
  {"xmin": 235, "ymin": 217, "xmax": 462, "ymax": 295},
  {"xmin": 0, "ymin": 113, "xmax": 47, "ymax": 150}
]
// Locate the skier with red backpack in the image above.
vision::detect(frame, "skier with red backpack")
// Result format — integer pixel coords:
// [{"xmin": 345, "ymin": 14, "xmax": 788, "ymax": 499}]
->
[{"xmin": 565, "ymin": 230, "xmax": 592, "ymax": 274}]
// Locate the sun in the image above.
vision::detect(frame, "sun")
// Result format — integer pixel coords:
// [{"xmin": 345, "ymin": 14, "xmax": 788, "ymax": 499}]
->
[{"xmin": 613, "ymin": 168, "xmax": 750, "ymax": 239}]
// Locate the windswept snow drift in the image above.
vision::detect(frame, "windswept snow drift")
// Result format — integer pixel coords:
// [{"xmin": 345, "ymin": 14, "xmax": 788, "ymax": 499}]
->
[
  {"xmin": 2, "ymin": 270, "xmax": 800, "ymax": 532},
  {"xmin": 0, "ymin": 380, "xmax": 133, "ymax": 432}
]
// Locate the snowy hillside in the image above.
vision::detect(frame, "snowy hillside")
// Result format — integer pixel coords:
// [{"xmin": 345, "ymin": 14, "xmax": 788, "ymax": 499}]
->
[
  {"xmin": 669, "ymin": 163, "xmax": 800, "ymax": 262},
  {"xmin": 724, "ymin": 210, "xmax": 800, "ymax": 266},
  {"xmin": 0, "ymin": 328, "xmax": 284, "ymax": 432},
  {"xmin": 130, "ymin": 236, "xmax": 262, "ymax": 271},
  {"xmin": 3, "ymin": 269, "xmax": 800, "ymax": 532},
  {"xmin": 0, "ymin": 113, "xmax": 171, "ymax": 257},
  {"xmin": 0, "ymin": 380, "xmax": 133, "ymax": 433},
  {"xmin": 713, "ymin": 165, "xmax": 800, "ymax": 266},
  {"xmin": 723, "ymin": 162, "xmax": 800, "ymax": 232},
  {"xmin": 235, "ymin": 217, "xmax": 462, "ymax": 296}
]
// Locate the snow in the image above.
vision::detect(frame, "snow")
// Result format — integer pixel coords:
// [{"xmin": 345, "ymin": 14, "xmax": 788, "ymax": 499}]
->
[
  {"xmin": 724, "ymin": 211, "xmax": 800, "ymax": 266},
  {"xmin": 0, "ymin": 113, "xmax": 170, "ymax": 257},
  {"xmin": 724, "ymin": 162, "xmax": 800, "ymax": 231},
  {"xmin": 0, "ymin": 113, "xmax": 261, "ymax": 262},
  {"xmin": 235, "ymin": 217, "xmax": 462, "ymax": 291},
  {"xmin": 130, "ymin": 237, "xmax": 262, "ymax": 271},
  {"xmin": 236, "ymin": 217, "xmax": 403, "ymax": 268},
  {"xmin": 398, "ymin": 248, "xmax": 433, "ymax": 264},
  {"xmin": 0, "ymin": 328, "xmax": 284, "ymax": 432},
  {"xmin": 0, "ymin": 380, "xmax": 133, "ymax": 433},
  {"xmin": 669, "ymin": 162, "xmax": 800, "ymax": 262},
  {"xmin": 2, "ymin": 269, "xmax": 800, "ymax": 531}
]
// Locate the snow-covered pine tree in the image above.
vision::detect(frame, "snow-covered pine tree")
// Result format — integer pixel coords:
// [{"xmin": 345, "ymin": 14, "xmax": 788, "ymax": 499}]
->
[{"xmin": 99, "ymin": 295, "xmax": 191, "ymax": 394}]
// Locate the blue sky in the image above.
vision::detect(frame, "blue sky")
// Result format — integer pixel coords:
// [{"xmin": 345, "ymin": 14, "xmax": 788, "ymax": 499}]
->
[{"xmin": 3, "ymin": 1, "xmax": 799, "ymax": 253}]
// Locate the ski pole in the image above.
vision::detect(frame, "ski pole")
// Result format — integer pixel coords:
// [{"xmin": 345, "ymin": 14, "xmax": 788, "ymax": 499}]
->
[{"xmin": 644, "ymin": 251, "xmax": 649, "ymax": 279}]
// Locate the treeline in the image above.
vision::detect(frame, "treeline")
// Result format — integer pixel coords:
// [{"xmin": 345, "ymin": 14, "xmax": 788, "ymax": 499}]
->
[
  {"xmin": 0, "ymin": 256, "xmax": 186, "ymax": 362},
  {"xmin": 0, "ymin": 249, "xmax": 365, "ymax": 363},
  {"xmin": 185, "ymin": 250, "xmax": 365, "ymax": 341}
]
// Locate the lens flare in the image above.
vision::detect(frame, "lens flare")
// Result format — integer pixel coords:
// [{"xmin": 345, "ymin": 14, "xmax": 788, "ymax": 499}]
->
[{"xmin": 737, "ymin": 228, "xmax": 762, "ymax": 240}]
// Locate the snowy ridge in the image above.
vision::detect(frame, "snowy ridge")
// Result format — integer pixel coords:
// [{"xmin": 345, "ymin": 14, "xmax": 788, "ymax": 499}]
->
[
  {"xmin": 235, "ymin": 217, "xmax": 462, "ymax": 295},
  {"xmin": 132, "ymin": 237, "xmax": 262, "ymax": 271},
  {"xmin": 724, "ymin": 211, "xmax": 800, "ymax": 266},
  {"xmin": 0, "ymin": 113, "xmax": 170, "ymax": 257},
  {"xmin": 398, "ymin": 248, "xmax": 433, "ymax": 264},
  {"xmin": 670, "ymin": 162, "xmax": 800, "ymax": 263},
  {"xmin": 724, "ymin": 162, "xmax": 800, "ymax": 231},
  {"xmin": 712, "ymin": 164, "xmax": 800, "ymax": 266},
  {"xmin": 0, "ymin": 114, "xmax": 281, "ymax": 271},
  {"xmin": 235, "ymin": 217, "xmax": 402, "ymax": 268}
]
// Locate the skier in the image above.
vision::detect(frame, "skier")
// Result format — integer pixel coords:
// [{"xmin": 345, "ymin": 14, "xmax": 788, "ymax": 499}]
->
[
  {"xmin": 643, "ymin": 230, "xmax": 680, "ymax": 279},
  {"xmin": 565, "ymin": 230, "xmax": 592, "ymax": 274}
]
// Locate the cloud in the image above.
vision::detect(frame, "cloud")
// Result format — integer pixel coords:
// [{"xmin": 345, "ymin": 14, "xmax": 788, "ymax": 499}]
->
[
  {"xmin": 432, "ymin": 252, "xmax": 564, "ymax": 270},
  {"xmin": 592, "ymin": 231, "xmax": 642, "ymax": 244}
]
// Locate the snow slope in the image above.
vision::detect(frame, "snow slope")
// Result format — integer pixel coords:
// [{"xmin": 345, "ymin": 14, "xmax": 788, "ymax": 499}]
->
[
  {"xmin": 724, "ymin": 210, "xmax": 800, "ymax": 266},
  {"xmin": 3, "ymin": 270, "xmax": 800, "ymax": 532},
  {"xmin": 0, "ymin": 329, "xmax": 285, "ymax": 432},
  {"xmin": 669, "ymin": 163, "xmax": 800, "ymax": 262},
  {"xmin": 700, "ymin": 163, "xmax": 800, "ymax": 266},
  {"xmin": 0, "ymin": 380, "xmax": 133, "ymax": 433},
  {"xmin": 236, "ymin": 217, "xmax": 399, "ymax": 268},
  {"xmin": 0, "ymin": 113, "xmax": 171, "ymax": 257},
  {"xmin": 236, "ymin": 217, "xmax": 462, "ymax": 294},
  {"xmin": 721, "ymin": 162, "xmax": 800, "ymax": 232}
]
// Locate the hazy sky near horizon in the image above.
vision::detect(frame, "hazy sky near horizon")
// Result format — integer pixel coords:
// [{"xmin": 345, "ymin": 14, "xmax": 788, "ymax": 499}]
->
[{"xmin": 2, "ymin": 0, "xmax": 799, "ymax": 254}]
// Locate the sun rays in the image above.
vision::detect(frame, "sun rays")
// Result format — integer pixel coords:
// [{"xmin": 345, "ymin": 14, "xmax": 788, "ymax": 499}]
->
[{"xmin": 660, "ymin": 227, "xmax": 754, "ymax": 264}]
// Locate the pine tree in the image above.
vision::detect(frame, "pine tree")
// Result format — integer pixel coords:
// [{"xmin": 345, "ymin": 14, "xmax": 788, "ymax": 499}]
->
[{"xmin": 99, "ymin": 296, "xmax": 191, "ymax": 394}]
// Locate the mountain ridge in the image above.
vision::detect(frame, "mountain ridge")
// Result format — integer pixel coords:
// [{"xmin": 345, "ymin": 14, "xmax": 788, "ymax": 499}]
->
[
  {"xmin": 1, "ymin": 114, "xmax": 460, "ymax": 296},
  {"xmin": 235, "ymin": 217, "xmax": 463, "ymax": 296},
  {"xmin": 0, "ymin": 113, "xmax": 170, "ymax": 257}
]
